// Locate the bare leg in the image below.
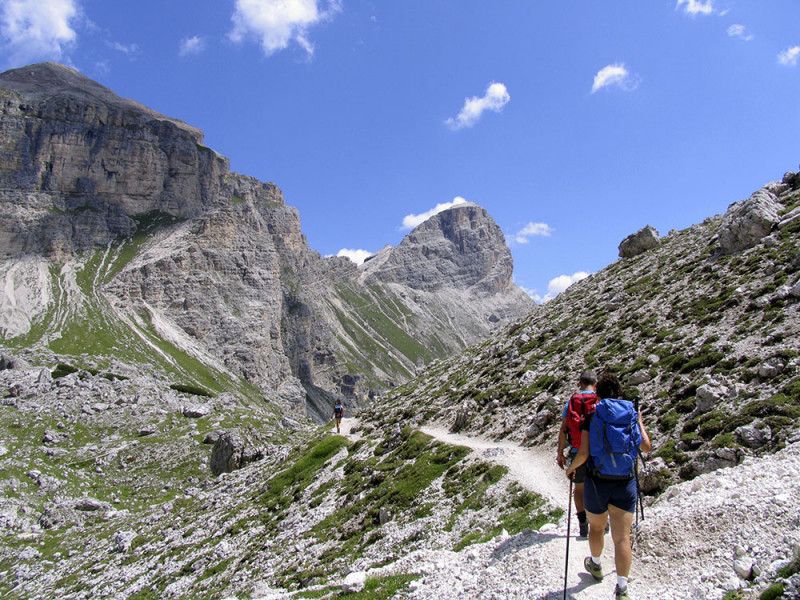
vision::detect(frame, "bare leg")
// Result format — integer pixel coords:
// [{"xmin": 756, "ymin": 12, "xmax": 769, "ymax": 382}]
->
[
  {"xmin": 586, "ymin": 510, "xmax": 608, "ymax": 558},
  {"xmin": 608, "ymin": 504, "xmax": 634, "ymax": 577}
]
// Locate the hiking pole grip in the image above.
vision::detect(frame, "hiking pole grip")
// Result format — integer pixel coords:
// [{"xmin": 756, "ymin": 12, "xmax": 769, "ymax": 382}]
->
[{"xmin": 564, "ymin": 477, "xmax": 572, "ymax": 600}]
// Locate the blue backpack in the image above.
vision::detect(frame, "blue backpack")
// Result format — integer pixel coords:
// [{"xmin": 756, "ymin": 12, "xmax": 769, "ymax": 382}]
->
[{"xmin": 589, "ymin": 398, "xmax": 642, "ymax": 480}]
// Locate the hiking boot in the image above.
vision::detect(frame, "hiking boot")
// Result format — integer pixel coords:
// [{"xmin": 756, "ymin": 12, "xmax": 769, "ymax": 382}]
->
[
  {"xmin": 584, "ymin": 557, "xmax": 603, "ymax": 581},
  {"xmin": 578, "ymin": 521, "xmax": 588, "ymax": 538},
  {"xmin": 615, "ymin": 585, "xmax": 629, "ymax": 599}
]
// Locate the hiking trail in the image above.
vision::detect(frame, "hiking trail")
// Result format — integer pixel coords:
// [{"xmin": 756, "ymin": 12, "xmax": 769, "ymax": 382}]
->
[{"xmin": 413, "ymin": 425, "xmax": 672, "ymax": 599}]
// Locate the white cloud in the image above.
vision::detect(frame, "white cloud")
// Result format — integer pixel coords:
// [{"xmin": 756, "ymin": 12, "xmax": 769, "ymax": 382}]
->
[
  {"xmin": 179, "ymin": 35, "xmax": 205, "ymax": 56},
  {"xmin": 445, "ymin": 82, "xmax": 510, "ymax": 131},
  {"xmin": 0, "ymin": 0, "xmax": 80, "ymax": 66},
  {"xmin": 228, "ymin": 0, "xmax": 342, "ymax": 59},
  {"xmin": 401, "ymin": 197, "xmax": 467, "ymax": 231},
  {"xmin": 591, "ymin": 63, "xmax": 639, "ymax": 93},
  {"xmin": 109, "ymin": 41, "xmax": 138, "ymax": 56},
  {"xmin": 727, "ymin": 24, "xmax": 753, "ymax": 41},
  {"xmin": 778, "ymin": 46, "xmax": 800, "ymax": 67},
  {"xmin": 513, "ymin": 222, "xmax": 554, "ymax": 244},
  {"xmin": 529, "ymin": 272, "xmax": 591, "ymax": 304},
  {"xmin": 676, "ymin": 0, "xmax": 715, "ymax": 16},
  {"xmin": 335, "ymin": 248, "xmax": 373, "ymax": 265}
]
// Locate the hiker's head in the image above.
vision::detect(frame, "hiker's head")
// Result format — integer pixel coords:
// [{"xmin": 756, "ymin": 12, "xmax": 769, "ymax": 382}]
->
[
  {"xmin": 596, "ymin": 373, "xmax": 623, "ymax": 399},
  {"xmin": 579, "ymin": 370, "xmax": 597, "ymax": 389}
]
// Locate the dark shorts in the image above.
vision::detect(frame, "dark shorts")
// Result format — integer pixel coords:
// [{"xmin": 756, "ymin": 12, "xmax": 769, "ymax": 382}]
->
[
  {"xmin": 568, "ymin": 453, "xmax": 587, "ymax": 484},
  {"xmin": 583, "ymin": 475, "xmax": 637, "ymax": 514}
]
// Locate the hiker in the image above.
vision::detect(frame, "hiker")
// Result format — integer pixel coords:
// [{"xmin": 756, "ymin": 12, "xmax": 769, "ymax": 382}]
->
[
  {"xmin": 332, "ymin": 401, "xmax": 344, "ymax": 433},
  {"xmin": 556, "ymin": 370, "xmax": 598, "ymax": 537},
  {"xmin": 564, "ymin": 373, "xmax": 651, "ymax": 600}
]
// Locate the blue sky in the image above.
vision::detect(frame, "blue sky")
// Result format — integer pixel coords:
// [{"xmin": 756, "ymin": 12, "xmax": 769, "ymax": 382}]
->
[{"xmin": 2, "ymin": 0, "xmax": 800, "ymax": 302}]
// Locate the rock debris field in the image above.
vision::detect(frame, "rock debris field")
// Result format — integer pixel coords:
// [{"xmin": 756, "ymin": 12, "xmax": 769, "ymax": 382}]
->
[{"xmin": 299, "ymin": 424, "xmax": 800, "ymax": 600}]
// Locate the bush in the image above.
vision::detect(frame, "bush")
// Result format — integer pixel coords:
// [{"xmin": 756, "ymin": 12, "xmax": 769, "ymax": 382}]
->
[{"xmin": 759, "ymin": 582, "xmax": 785, "ymax": 600}]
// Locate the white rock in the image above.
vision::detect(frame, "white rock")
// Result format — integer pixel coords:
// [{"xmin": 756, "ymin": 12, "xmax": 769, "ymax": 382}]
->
[
  {"xmin": 734, "ymin": 557, "xmax": 753, "ymax": 578},
  {"xmin": 342, "ymin": 571, "xmax": 367, "ymax": 593},
  {"xmin": 113, "ymin": 530, "xmax": 138, "ymax": 553}
]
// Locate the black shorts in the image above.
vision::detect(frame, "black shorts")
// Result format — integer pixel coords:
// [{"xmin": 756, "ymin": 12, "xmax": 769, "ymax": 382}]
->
[
  {"xmin": 568, "ymin": 453, "xmax": 587, "ymax": 484},
  {"xmin": 583, "ymin": 475, "xmax": 637, "ymax": 514}
]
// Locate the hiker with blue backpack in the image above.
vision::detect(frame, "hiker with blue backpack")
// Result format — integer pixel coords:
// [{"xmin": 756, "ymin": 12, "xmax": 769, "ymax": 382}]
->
[
  {"xmin": 332, "ymin": 401, "xmax": 345, "ymax": 433},
  {"xmin": 564, "ymin": 373, "xmax": 651, "ymax": 600}
]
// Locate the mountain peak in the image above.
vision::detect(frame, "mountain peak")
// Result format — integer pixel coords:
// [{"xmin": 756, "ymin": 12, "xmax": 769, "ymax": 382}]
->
[
  {"xmin": 0, "ymin": 62, "xmax": 203, "ymax": 142},
  {"xmin": 364, "ymin": 202, "xmax": 521, "ymax": 296}
]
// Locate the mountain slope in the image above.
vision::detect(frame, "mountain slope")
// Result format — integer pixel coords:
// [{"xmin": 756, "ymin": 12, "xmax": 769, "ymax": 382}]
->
[
  {"xmin": 0, "ymin": 63, "xmax": 533, "ymax": 418},
  {"xmin": 366, "ymin": 173, "xmax": 800, "ymax": 489}
]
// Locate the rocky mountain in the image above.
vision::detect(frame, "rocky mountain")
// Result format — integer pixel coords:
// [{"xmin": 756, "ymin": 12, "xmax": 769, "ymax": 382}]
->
[
  {"xmin": 367, "ymin": 172, "xmax": 800, "ymax": 490},
  {"xmin": 0, "ymin": 62, "xmax": 533, "ymax": 421}
]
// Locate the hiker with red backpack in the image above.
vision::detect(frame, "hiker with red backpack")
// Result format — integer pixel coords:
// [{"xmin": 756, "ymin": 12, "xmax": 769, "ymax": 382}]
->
[
  {"xmin": 556, "ymin": 370, "xmax": 599, "ymax": 538},
  {"xmin": 564, "ymin": 373, "xmax": 651, "ymax": 600}
]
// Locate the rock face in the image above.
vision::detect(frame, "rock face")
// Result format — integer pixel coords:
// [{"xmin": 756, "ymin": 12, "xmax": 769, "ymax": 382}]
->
[
  {"xmin": 717, "ymin": 189, "xmax": 782, "ymax": 254},
  {"xmin": 0, "ymin": 62, "xmax": 225, "ymax": 260},
  {"xmin": 364, "ymin": 203, "xmax": 513, "ymax": 295},
  {"xmin": 0, "ymin": 62, "xmax": 533, "ymax": 420},
  {"xmin": 618, "ymin": 225, "xmax": 660, "ymax": 259}
]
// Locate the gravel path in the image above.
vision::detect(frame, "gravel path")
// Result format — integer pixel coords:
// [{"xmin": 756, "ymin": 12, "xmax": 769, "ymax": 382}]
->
[
  {"xmin": 335, "ymin": 420, "xmax": 800, "ymax": 599},
  {"xmin": 414, "ymin": 426, "xmax": 676, "ymax": 599}
]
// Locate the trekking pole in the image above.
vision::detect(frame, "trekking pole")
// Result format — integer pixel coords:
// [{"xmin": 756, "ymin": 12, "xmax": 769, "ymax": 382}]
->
[
  {"xmin": 632, "ymin": 397, "xmax": 645, "ymax": 548},
  {"xmin": 563, "ymin": 476, "xmax": 573, "ymax": 600}
]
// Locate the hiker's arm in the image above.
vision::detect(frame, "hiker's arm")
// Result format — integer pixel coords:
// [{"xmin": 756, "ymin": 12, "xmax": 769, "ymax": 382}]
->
[
  {"xmin": 565, "ymin": 431, "xmax": 589, "ymax": 478},
  {"xmin": 556, "ymin": 418, "xmax": 568, "ymax": 469},
  {"xmin": 638, "ymin": 413, "xmax": 651, "ymax": 453}
]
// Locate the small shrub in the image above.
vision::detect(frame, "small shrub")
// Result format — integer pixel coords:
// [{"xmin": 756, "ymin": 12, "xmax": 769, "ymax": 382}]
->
[
  {"xmin": 170, "ymin": 383, "xmax": 215, "ymax": 398},
  {"xmin": 759, "ymin": 582, "xmax": 785, "ymax": 600}
]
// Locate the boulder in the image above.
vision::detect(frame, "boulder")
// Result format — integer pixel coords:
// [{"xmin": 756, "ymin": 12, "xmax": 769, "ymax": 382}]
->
[
  {"xmin": 758, "ymin": 357, "xmax": 785, "ymax": 379},
  {"xmin": 112, "ymin": 530, "xmax": 138, "ymax": 553},
  {"xmin": 696, "ymin": 382, "xmax": 728, "ymax": 414},
  {"xmin": 637, "ymin": 456, "xmax": 668, "ymax": 494},
  {"xmin": 627, "ymin": 370, "xmax": 654, "ymax": 386},
  {"xmin": 0, "ymin": 353, "xmax": 31, "ymax": 370},
  {"xmin": 209, "ymin": 430, "xmax": 265, "ymax": 476},
  {"xmin": 451, "ymin": 409, "xmax": 469, "ymax": 433},
  {"xmin": 74, "ymin": 498, "xmax": 109, "ymax": 512},
  {"xmin": 717, "ymin": 189, "xmax": 782, "ymax": 254},
  {"xmin": 734, "ymin": 557, "xmax": 754, "ymax": 579},
  {"xmin": 182, "ymin": 404, "xmax": 212, "ymax": 418},
  {"xmin": 791, "ymin": 280, "xmax": 800, "ymax": 298},
  {"xmin": 202, "ymin": 430, "xmax": 223, "ymax": 445},
  {"xmin": 619, "ymin": 226, "xmax": 660, "ymax": 259},
  {"xmin": 342, "ymin": 572, "xmax": 367, "ymax": 594},
  {"xmin": 735, "ymin": 421, "xmax": 771, "ymax": 449}
]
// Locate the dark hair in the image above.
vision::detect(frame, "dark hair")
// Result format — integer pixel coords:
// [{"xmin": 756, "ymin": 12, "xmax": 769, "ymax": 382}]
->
[
  {"xmin": 579, "ymin": 370, "xmax": 597, "ymax": 386},
  {"xmin": 596, "ymin": 373, "xmax": 623, "ymax": 400}
]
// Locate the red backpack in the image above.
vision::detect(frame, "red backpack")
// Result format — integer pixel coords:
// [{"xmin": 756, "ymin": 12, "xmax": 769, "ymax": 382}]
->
[{"xmin": 566, "ymin": 391, "xmax": 598, "ymax": 450}]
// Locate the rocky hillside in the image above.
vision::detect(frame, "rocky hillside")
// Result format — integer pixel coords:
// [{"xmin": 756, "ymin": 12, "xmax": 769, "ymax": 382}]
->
[
  {"xmin": 0, "ymin": 62, "xmax": 533, "ymax": 420},
  {"xmin": 366, "ymin": 172, "xmax": 800, "ymax": 491}
]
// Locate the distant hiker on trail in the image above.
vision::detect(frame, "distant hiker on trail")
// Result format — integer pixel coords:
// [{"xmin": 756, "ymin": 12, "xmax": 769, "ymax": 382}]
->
[
  {"xmin": 564, "ymin": 373, "xmax": 651, "ymax": 600},
  {"xmin": 557, "ymin": 370, "xmax": 598, "ymax": 538},
  {"xmin": 332, "ymin": 401, "xmax": 344, "ymax": 433}
]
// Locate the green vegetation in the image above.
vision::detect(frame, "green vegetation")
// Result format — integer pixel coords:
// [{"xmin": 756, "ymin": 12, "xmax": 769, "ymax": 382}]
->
[{"xmin": 760, "ymin": 583, "xmax": 785, "ymax": 600}]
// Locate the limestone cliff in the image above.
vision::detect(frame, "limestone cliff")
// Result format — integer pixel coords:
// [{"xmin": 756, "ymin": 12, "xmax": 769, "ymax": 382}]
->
[{"xmin": 0, "ymin": 62, "xmax": 533, "ymax": 420}]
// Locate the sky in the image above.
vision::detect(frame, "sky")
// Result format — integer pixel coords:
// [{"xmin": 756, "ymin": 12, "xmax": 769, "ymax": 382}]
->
[{"xmin": 2, "ymin": 0, "xmax": 800, "ymax": 302}]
